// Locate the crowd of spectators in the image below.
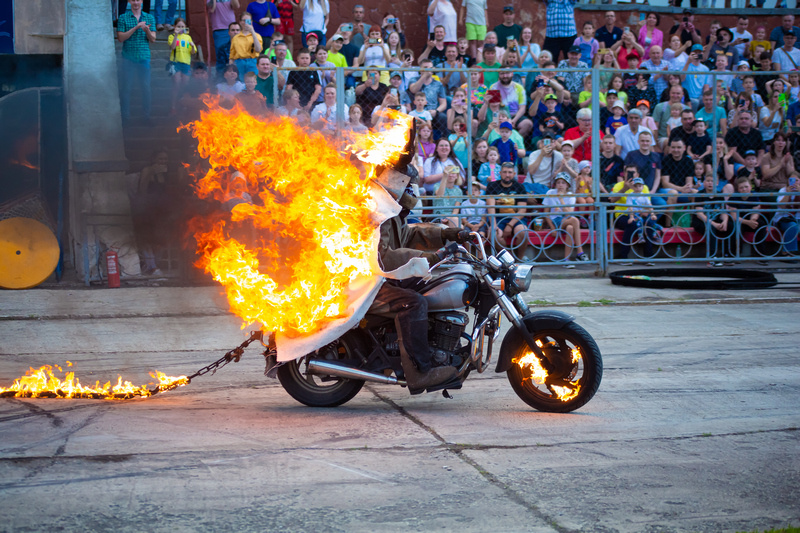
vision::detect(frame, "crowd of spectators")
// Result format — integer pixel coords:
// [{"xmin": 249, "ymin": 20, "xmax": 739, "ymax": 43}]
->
[{"xmin": 117, "ymin": 1, "xmax": 800, "ymax": 264}]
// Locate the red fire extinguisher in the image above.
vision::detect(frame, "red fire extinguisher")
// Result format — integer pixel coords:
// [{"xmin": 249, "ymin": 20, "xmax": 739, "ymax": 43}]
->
[{"xmin": 106, "ymin": 250, "xmax": 120, "ymax": 288}]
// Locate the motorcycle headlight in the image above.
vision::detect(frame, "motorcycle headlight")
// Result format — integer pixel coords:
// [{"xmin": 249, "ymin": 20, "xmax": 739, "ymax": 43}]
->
[
  {"xmin": 512, "ymin": 264, "xmax": 534, "ymax": 292},
  {"xmin": 496, "ymin": 249, "xmax": 515, "ymax": 266}
]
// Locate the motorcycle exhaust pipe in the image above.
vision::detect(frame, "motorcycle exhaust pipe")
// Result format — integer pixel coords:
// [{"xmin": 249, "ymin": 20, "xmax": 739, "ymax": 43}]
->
[{"xmin": 306, "ymin": 360, "xmax": 403, "ymax": 385}]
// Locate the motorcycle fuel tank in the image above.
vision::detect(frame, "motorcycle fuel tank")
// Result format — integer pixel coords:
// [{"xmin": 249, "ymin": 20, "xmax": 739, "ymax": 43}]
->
[{"xmin": 420, "ymin": 264, "xmax": 478, "ymax": 311}]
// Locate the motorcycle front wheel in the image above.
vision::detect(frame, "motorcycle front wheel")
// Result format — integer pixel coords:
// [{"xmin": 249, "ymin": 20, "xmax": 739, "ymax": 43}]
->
[
  {"xmin": 506, "ymin": 322, "xmax": 602, "ymax": 413},
  {"xmin": 277, "ymin": 336, "xmax": 365, "ymax": 408}
]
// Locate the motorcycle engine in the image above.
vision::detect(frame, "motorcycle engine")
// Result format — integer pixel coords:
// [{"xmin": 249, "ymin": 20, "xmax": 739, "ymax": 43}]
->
[{"xmin": 429, "ymin": 312, "xmax": 469, "ymax": 365}]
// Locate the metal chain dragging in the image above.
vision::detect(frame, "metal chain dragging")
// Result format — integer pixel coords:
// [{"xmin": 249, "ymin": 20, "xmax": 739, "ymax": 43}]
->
[{"xmin": 151, "ymin": 330, "xmax": 274, "ymax": 396}]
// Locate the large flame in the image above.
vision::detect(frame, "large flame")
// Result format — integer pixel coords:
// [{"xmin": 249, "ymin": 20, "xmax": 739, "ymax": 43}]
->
[
  {"xmin": 513, "ymin": 342, "xmax": 582, "ymax": 402},
  {"xmin": 186, "ymin": 100, "xmax": 411, "ymax": 336},
  {"xmin": 0, "ymin": 362, "xmax": 188, "ymax": 400}
]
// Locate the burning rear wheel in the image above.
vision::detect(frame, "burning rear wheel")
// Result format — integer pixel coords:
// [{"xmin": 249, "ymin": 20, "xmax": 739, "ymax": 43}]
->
[
  {"xmin": 506, "ymin": 323, "xmax": 602, "ymax": 413},
  {"xmin": 277, "ymin": 336, "xmax": 365, "ymax": 407}
]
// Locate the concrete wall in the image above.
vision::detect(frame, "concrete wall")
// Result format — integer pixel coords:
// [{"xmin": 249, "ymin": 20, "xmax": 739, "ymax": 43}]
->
[{"xmin": 14, "ymin": 0, "xmax": 65, "ymax": 55}]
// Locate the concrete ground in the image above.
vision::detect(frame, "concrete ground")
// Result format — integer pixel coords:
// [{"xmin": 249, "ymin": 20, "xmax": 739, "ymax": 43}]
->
[{"xmin": 1, "ymin": 269, "xmax": 799, "ymax": 532}]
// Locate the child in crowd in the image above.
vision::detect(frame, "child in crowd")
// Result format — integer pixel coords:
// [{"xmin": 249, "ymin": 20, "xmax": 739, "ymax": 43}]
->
[
  {"xmin": 599, "ymin": 88, "xmax": 620, "ymax": 127},
  {"xmin": 735, "ymin": 150, "xmax": 763, "ymax": 190},
  {"xmin": 235, "ymin": 71, "xmax": 267, "ymax": 117},
  {"xmin": 728, "ymin": 176, "xmax": 766, "ymax": 256},
  {"xmin": 622, "ymin": 55, "xmax": 640, "ymax": 90},
  {"xmin": 409, "ymin": 92, "xmax": 433, "ymax": 123},
  {"xmin": 305, "ymin": 31, "xmax": 319, "ymax": 54},
  {"xmin": 692, "ymin": 173, "xmax": 733, "ymax": 266},
  {"xmin": 687, "ymin": 118, "xmax": 712, "ymax": 164},
  {"xmin": 462, "ymin": 69, "xmax": 487, "ymax": 109},
  {"xmin": 574, "ymin": 21, "xmax": 600, "ymax": 65},
  {"xmin": 622, "ymin": 176, "xmax": 662, "ymax": 261},
  {"xmin": 167, "ymin": 19, "xmax": 197, "ymax": 114},
  {"xmin": 556, "ymin": 140, "xmax": 580, "ymax": 183},
  {"xmin": 537, "ymin": 94, "xmax": 565, "ymax": 138},
  {"xmin": 456, "ymin": 182, "xmax": 488, "ymax": 238},
  {"xmin": 691, "ymin": 160, "xmax": 707, "ymax": 190},
  {"xmin": 542, "ymin": 173, "xmax": 590, "ymax": 267},
  {"xmin": 490, "ymin": 122, "xmax": 519, "ymax": 168},
  {"xmin": 747, "ymin": 26, "xmax": 771, "ymax": 60},
  {"xmin": 665, "ymin": 102, "xmax": 684, "ymax": 138},
  {"xmin": 415, "ymin": 121, "xmax": 436, "ymax": 166},
  {"xmin": 217, "ymin": 64, "xmax": 245, "ymax": 102},
  {"xmin": 285, "ymin": 49, "xmax": 320, "ymax": 111},
  {"xmin": 477, "ymin": 146, "xmax": 501, "ymax": 188},
  {"xmin": 605, "ymin": 101, "xmax": 627, "ymax": 135},
  {"xmin": 637, "ymin": 100, "xmax": 658, "ymax": 133},
  {"xmin": 448, "ymin": 88, "xmax": 473, "ymax": 133},
  {"xmin": 578, "ymin": 75, "xmax": 594, "ymax": 110},
  {"xmin": 457, "ymin": 37, "xmax": 474, "ymax": 67},
  {"xmin": 433, "ymin": 166, "xmax": 464, "ymax": 228},
  {"xmin": 575, "ymin": 160, "xmax": 600, "ymax": 214}
]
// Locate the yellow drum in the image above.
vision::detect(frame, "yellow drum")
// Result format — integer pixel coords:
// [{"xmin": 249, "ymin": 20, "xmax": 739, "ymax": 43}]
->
[{"xmin": 0, "ymin": 217, "xmax": 60, "ymax": 289}]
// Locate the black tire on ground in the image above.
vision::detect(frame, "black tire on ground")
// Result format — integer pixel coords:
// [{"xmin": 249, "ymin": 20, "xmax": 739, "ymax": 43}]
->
[
  {"xmin": 277, "ymin": 336, "xmax": 365, "ymax": 408},
  {"xmin": 506, "ymin": 322, "xmax": 602, "ymax": 413},
  {"xmin": 609, "ymin": 268, "xmax": 777, "ymax": 290}
]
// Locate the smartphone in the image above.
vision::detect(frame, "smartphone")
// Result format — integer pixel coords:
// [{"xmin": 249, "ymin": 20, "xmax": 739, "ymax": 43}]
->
[
  {"xmin": 387, "ymin": 17, "xmax": 398, "ymax": 24},
  {"xmin": 342, "ymin": 23, "xmax": 353, "ymax": 32},
  {"xmin": 640, "ymin": 13, "xmax": 646, "ymax": 21},
  {"xmin": 403, "ymin": 54, "xmax": 411, "ymax": 61},
  {"xmin": 626, "ymin": 170, "xmax": 634, "ymax": 180},
  {"xmin": 739, "ymin": 99, "xmax": 746, "ymax": 107},
  {"xmin": 742, "ymin": 38, "xmax": 750, "ymax": 43},
  {"xmin": 487, "ymin": 89, "xmax": 501, "ymax": 102},
  {"xmin": 390, "ymin": 88, "xmax": 398, "ymax": 96},
  {"xmin": 791, "ymin": 177, "xmax": 798, "ymax": 186},
  {"xmin": 623, "ymin": 26, "xmax": 630, "ymax": 33},
  {"xmin": 543, "ymin": 138, "xmax": 551, "ymax": 146},
  {"xmin": 368, "ymin": 38, "xmax": 383, "ymax": 44},
  {"xmin": 246, "ymin": 19, "xmax": 252, "ymax": 25},
  {"xmin": 683, "ymin": 16, "xmax": 688, "ymax": 22}
]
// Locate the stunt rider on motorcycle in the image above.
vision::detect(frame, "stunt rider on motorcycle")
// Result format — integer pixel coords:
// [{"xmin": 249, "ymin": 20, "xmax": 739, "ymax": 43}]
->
[{"xmin": 371, "ymin": 130, "xmax": 470, "ymax": 393}]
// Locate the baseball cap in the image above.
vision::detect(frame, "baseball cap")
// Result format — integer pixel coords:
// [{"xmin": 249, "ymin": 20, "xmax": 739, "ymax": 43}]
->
[
  {"xmin": 578, "ymin": 161, "xmax": 592, "ymax": 172},
  {"xmin": 744, "ymin": 149, "xmax": 756, "ymax": 157},
  {"xmin": 483, "ymin": 43, "xmax": 496, "ymax": 52},
  {"xmin": 331, "ymin": 34, "xmax": 344, "ymax": 42},
  {"xmin": 544, "ymin": 93, "xmax": 557, "ymax": 101},
  {"xmin": 306, "ymin": 30, "xmax": 321, "ymax": 41},
  {"xmin": 612, "ymin": 100, "xmax": 626, "ymax": 110},
  {"xmin": 390, "ymin": 71, "xmax": 402, "ymax": 78},
  {"xmin": 568, "ymin": 45, "xmax": 582, "ymax": 54},
  {"xmin": 561, "ymin": 140, "xmax": 574, "ymax": 148},
  {"xmin": 691, "ymin": 44, "xmax": 703, "ymax": 52},
  {"xmin": 554, "ymin": 172, "xmax": 572, "ymax": 185},
  {"xmin": 737, "ymin": 60, "xmax": 750, "ymax": 68},
  {"xmin": 499, "ymin": 121, "xmax": 513, "ymax": 130},
  {"xmin": 503, "ymin": 5, "xmax": 514, "ymax": 12},
  {"xmin": 693, "ymin": 117, "xmax": 705, "ymax": 124},
  {"xmin": 632, "ymin": 177, "xmax": 644, "ymax": 185},
  {"xmin": 628, "ymin": 109, "xmax": 643, "ymax": 118},
  {"xmin": 501, "ymin": 162, "xmax": 516, "ymax": 168},
  {"xmin": 636, "ymin": 100, "xmax": 650, "ymax": 109},
  {"xmin": 607, "ymin": 89, "xmax": 618, "ymax": 95},
  {"xmin": 783, "ymin": 28, "xmax": 797, "ymax": 36}
]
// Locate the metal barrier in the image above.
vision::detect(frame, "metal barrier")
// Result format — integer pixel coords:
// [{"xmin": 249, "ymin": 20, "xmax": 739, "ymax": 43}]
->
[{"xmin": 226, "ymin": 63, "xmax": 800, "ymax": 274}]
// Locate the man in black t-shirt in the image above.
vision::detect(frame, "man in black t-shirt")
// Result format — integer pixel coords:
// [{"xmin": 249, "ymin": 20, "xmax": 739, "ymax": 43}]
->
[
  {"xmin": 667, "ymin": 108, "xmax": 695, "ymax": 146},
  {"xmin": 487, "ymin": 162, "xmax": 530, "ymax": 257},
  {"xmin": 599, "ymin": 135, "xmax": 624, "ymax": 190},
  {"xmin": 724, "ymin": 111, "xmax": 765, "ymax": 166},
  {"xmin": 661, "ymin": 138, "xmax": 697, "ymax": 201},
  {"xmin": 595, "ymin": 11, "xmax": 623, "ymax": 49}
]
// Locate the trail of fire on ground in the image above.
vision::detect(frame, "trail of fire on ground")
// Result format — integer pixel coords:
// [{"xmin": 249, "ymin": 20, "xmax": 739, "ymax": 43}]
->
[{"xmin": 0, "ymin": 331, "xmax": 268, "ymax": 401}]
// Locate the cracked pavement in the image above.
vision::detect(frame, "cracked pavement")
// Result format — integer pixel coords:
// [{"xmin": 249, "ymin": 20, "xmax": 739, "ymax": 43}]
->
[{"xmin": 1, "ymin": 281, "xmax": 799, "ymax": 532}]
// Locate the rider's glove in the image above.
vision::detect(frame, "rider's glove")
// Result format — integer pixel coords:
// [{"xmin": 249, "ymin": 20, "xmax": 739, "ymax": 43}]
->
[
  {"xmin": 442, "ymin": 227, "xmax": 471, "ymax": 243},
  {"xmin": 436, "ymin": 242, "xmax": 460, "ymax": 260}
]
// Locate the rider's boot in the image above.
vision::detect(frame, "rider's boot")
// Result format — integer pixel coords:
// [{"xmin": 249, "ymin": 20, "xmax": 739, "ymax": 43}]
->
[{"xmin": 399, "ymin": 350, "xmax": 458, "ymax": 394}]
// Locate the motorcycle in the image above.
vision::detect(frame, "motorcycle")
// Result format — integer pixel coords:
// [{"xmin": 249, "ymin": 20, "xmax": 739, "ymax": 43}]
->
[{"xmin": 270, "ymin": 232, "xmax": 602, "ymax": 413}]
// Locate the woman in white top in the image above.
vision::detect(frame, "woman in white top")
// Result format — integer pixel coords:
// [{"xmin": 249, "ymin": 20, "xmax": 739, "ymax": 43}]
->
[
  {"xmin": 422, "ymin": 137, "xmax": 465, "ymax": 194},
  {"xmin": 358, "ymin": 27, "xmax": 391, "ymax": 69},
  {"xmin": 427, "ymin": 0, "xmax": 457, "ymax": 43},
  {"xmin": 663, "ymin": 34, "xmax": 689, "ymax": 71},
  {"xmin": 299, "ymin": 0, "xmax": 328, "ymax": 46}
]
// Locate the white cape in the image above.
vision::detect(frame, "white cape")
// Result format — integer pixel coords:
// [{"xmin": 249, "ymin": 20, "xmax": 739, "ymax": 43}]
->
[{"xmin": 273, "ymin": 181, "xmax": 429, "ymax": 362}]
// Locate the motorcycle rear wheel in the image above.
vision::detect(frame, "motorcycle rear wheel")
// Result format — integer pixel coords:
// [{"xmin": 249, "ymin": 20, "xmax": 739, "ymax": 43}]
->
[
  {"xmin": 506, "ymin": 322, "xmax": 602, "ymax": 413},
  {"xmin": 277, "ymin": 336, "xmax": 365, "ymax": 408}
]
